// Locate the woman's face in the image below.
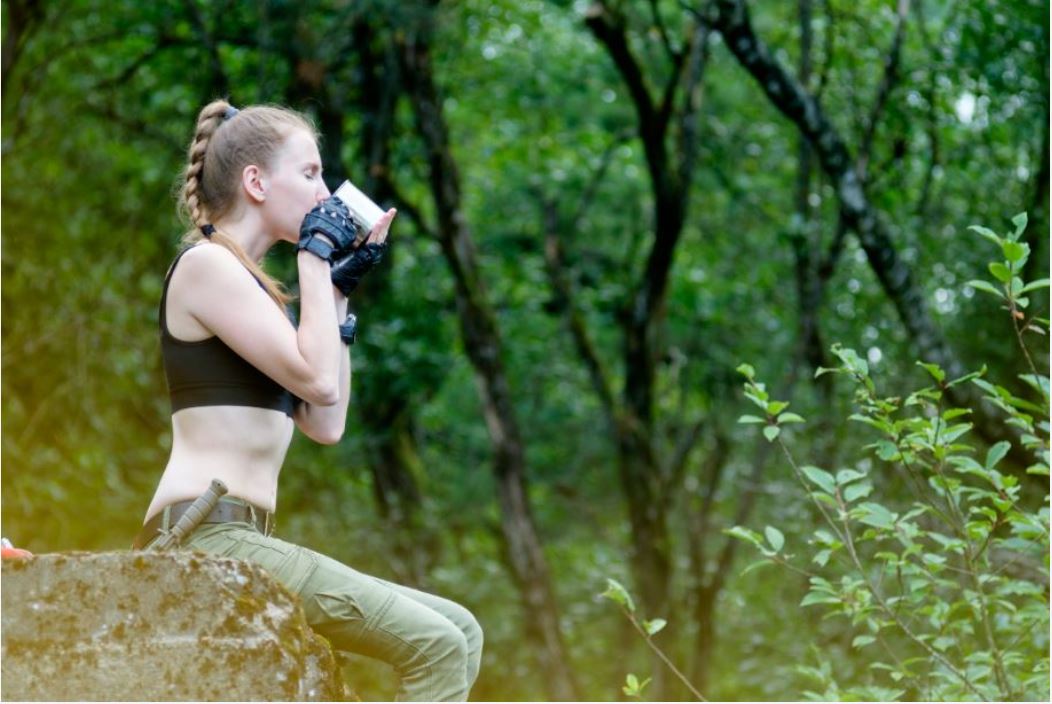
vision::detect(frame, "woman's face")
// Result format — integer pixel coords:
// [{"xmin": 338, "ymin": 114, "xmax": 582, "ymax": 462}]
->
[{"xmin": 261, "ymin": 129, "xmax": 330, "ymax": 243}]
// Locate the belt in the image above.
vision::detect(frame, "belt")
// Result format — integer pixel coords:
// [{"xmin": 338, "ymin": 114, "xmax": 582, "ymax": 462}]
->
[{"xmin": 133, "ymin": 498, "xmax": 273, "ymax": 550}]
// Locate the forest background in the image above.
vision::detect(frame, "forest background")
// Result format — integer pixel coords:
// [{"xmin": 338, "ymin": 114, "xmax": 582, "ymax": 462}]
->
[{"xmin": 2, "ymin": 0, "xmax": 1048, "ymax": 700}]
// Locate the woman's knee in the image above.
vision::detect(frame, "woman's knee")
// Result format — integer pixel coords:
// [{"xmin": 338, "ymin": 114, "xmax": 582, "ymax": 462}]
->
[
  {"xmin": 462, "ymin": 610, "xmax": 483, "ymax": 655},
  {"xmin": 419, "ymin": 620, "xmax": 470, "ymax": 668},
  {"xmin": 437, "ymin": 600, "xmax": 483, "ymax": 652}
]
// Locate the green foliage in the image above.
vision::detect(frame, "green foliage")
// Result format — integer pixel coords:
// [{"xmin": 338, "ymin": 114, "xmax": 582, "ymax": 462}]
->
[
  {"xmin": 599, "ymin": 578, "xmax": 707, "ymax": 700},
  {"xmin": 731, "ymin": 218, "xmax": 1051, "ymax": 701},
  {"xmin": 1, "ymin": 0, "xmax": 1047, "ymax": 700},
  {"xmin": 622, "ymin": 673, "xmax": 652, "ymax": 698}
]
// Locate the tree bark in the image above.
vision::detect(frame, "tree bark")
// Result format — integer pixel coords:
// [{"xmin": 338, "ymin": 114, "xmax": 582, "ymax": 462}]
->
[{"xmin": 399, "ymin": 14, "xmax": 579, "ymax": 700}]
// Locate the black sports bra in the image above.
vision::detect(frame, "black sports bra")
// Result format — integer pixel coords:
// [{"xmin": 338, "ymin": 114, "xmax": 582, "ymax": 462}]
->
[{"xmin": 160, "ymin": 247, "xmax": 298, "ymax": 417}]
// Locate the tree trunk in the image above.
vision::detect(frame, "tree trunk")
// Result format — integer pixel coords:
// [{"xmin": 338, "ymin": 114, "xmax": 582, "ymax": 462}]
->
[
  {"xmin": 349, "ymin": 21, "xmax": 438, "ymax": 588},
  {"xmin": 399, "ymin": 15, "xmax": 579, "ymax": 700},
  {"xmin": 583, "ymin": 0, "xmax": 709, "ymax": 617}
]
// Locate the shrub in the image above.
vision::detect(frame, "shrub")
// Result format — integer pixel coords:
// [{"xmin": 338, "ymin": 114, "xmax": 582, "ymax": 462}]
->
[{"xmin": 729, "ymin": 214, "xmax": 1049, "ymax": 701}]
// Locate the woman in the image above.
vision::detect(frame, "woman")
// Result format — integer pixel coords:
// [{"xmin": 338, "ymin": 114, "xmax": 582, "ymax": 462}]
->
[{"xmin": 136, "ymin": 100, "xmax": 483, "ymax": 702}]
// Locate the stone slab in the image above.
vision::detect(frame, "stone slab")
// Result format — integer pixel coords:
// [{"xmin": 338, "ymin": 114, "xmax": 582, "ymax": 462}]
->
[{"xmin": 1, "ymin": 551, "xmax": 346, "ymax": 701}]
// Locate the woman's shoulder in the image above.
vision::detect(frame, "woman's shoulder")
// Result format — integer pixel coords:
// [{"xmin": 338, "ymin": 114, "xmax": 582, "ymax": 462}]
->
[{"xmin": 173, "ymin": 242, "xmax": 252, "ymax": 285}]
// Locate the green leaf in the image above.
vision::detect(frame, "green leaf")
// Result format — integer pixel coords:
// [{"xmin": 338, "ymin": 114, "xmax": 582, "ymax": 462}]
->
[
  {"xmin": 813, "ymin": 492, "xmax": 838, "ymax": 507},
  {"xmin": 875, "ymin": 440, "xmax": 900, "ymax": 461},
  {"xmin": 1002, "ymin": 240, "xmax": 1028, "ymax": 263},
  {"xmin": 601, "ymin": 578, "xmax": 636, "ymax": 613},
  {"xmin": 801, "ymin": 466, "xmax": 836, "ymax": 494},
  {"xmin": 966, "ymin": 279, "xmax": 1004, "ymax": 298},
  {"xmin": 763, "ymin": 425, "xmax": 781, "ymax": 442},
  {"xmin": 843, "ymin": 481, "xmax": 873, "ymax": 503},
  {"xmin": 777, "ymin": 412, "xmax": 806, "ymax": 424},
  {"xmin": 1020, "ymin": 278, "xmax": 1050, "ymax": 294},
  {"xmin": 765, "ymin": 526, "xmax": 785, "ymax": 552},
  {"xmin": 1011, "ymin": 211, "xmax": 1028, "ymax": 234},
  {"xmin": 738, "ymin": 414, "xmax": 766, "ymax": 424},
  {"xmin": 916, "ymin": 362, "xmax": 945, "ymax": 383},
  {"xmin": 736, "ymin": 363, "xmax": 756, "ymax": 380},
  {"xmin": 968, "ymin": 224, "xmax": 1002, "ymax": 245},
  {"xmin": 985, "ymin": 441, "xmax": 1011, "ymax": 469},
  {"xmin": 836, "ymin": 468, "xmax": 866, "ymax": 485},
  {"xmin": 854, "ymin": 502, "xmax": 897, "ymax": 530},
  {"xmin": 1019, "ymin": 373, "xmax": 1050, "ymax": 398},
  {"xmin": 801, "ymin": 591, "xmax": 840, "ymax": 607},
  {"xmin": 622, "ymin": 674, "xmax": 650, "ymax": 697},
  {"xmin": 813, "ymin": 549, "xmax": 832, "ymax": 567},
  {"xmin": 766, "ymin": 400, "xmax": 789, "ymax": 415},
  {"xmin": 852, "ymin": 635, "xmax": 876, "ymax": 649},
  {"xmin": 932, "ymin": 636, "xmax": 956, "ymax": 652},
  {"xmin": 644, "ymin": 618, "xmax": 667, "ymax": 636},
  {"xmin": 941, "ymin": 423, "xmax": 972, "ymax": 443},
  {"xmin": 988, "ymin": 262, "xmax": 1012, "ymax": 283},
  {"xmin": 741, "ymin": 558, "xmax": 774, "ymax": 576},
  {"xmin": 725, "ymin": 525, "xmax": 764, "ymax": 549}
]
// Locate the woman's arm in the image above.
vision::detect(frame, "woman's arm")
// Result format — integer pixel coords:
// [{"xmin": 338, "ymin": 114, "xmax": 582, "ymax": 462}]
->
[
  {"xmin": 177, "ymin": 245, "xmax": 342, "ymax": 406},
  {"xmin": 293, "ymin": 288, "xmax": 352, "ymax": 444},
  {"xmin": 293, "ymin": 207, "xmax": 397, "ymax": 444}
]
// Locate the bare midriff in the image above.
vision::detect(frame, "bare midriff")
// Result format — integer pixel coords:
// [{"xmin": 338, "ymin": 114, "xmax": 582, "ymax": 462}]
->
[{"xmin": 143, "ymin": 404, "xmax": 294, "ymax": 523}]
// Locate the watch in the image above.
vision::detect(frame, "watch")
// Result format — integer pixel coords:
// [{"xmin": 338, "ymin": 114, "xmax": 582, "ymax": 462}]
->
[{"xmin": 339, "ymin": 313, "xmax": 358, "ymax": 345}]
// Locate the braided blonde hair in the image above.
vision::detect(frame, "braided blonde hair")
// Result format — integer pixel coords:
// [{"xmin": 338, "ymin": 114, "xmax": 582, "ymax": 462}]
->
[{"xmin": 178, "ymin": 99, "xmax": 319, "ymax": 307}]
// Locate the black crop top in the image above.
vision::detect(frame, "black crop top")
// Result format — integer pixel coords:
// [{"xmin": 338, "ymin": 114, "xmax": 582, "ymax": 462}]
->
[{"xmin": 160, "ymin": 247, "xmax": 298, "ymax": 417}]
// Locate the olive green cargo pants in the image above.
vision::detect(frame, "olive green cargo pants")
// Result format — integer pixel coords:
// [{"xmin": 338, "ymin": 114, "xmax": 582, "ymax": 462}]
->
[{"xmin": 171, "ymin": 517, "xmax": 483, "ymax": 701}]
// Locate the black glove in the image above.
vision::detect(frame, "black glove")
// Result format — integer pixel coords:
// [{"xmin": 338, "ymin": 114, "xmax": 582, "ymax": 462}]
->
[
  {"xmin": 298, "ymin": 197, "xmax": 363, "ymax": 262},
  {"xmin": 331, "ymin": 242, "xmax": 388, "ymax": 296}
]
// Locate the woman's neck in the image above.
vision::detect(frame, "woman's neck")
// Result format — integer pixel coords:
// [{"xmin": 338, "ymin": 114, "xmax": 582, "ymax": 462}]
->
[{"xmin": 213, "ymin": 214, "xmax": 275, "ymax": 263}]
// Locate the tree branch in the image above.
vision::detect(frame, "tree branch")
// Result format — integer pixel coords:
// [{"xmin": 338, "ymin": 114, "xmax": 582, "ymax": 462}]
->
[
  {"xmin": 648, "ymin": 0, "xmax": 681, "ymax": 63},
  {"xmin": 541, "ymin": 200, "xmax": 619, "ymax": 422},
  {"xmin": 675, "ymin": 21, "xmax": 712, "ymax": 193},
  {"xmin": 660, "ymin": 415, "xmax": 707, "ymax": 503},
  {"xmin": 570, "ymin": 129, "xmax": 635, "ymax": 228},
  {"xmin": 377, "ymin": 174, "xmax": 437, "ymax": 241},
  {"xmin": 183, "ymin": 0, "xmax": 230, "ymax": 97},
  {"xmin": 584, "ymin": 2, "xmax": 661, "ymax": 146},
  {"xmin": 857, "ymin": 0, "xmax": 910, "ymax": 181}
]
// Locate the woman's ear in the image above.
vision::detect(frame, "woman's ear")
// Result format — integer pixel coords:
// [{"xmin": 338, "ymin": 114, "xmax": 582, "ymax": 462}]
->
[{"xmin": 241, "ymin": 165, "xmax": 267, "ymax": 203}]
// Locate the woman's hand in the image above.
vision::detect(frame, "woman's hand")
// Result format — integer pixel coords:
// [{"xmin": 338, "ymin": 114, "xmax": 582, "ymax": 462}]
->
[
  {"xmin": 331, "ymin": 208, "xmax": 397, "ymax": 297},
  {"xmin": 298, "ymin": 196, "xmax": 361, "ymax": 261},
  {"xmin": 362, "ymin": 208, "xmax": 397, "ymax": 246}
]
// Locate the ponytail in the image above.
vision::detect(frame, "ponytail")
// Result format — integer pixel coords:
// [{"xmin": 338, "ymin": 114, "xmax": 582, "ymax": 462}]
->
[{"xmin": 177, "ymin": 99, "xmax": 318, "ymax": 308}]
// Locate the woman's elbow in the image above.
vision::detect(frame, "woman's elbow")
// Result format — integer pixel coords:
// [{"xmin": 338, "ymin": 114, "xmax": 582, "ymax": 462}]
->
[
  {"xmin": 302, "ymin": 380, "xmax": 340, "ymax": 407},
  {"xmin": 312, "ymin": 424, "xmax": 345, "ymax": 445}
]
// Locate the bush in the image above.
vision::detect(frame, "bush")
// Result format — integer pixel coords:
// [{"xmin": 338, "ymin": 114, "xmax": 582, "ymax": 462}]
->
[{"xmin": 730, "ymin": 214, "xmax": 1050, "ymax": 701}]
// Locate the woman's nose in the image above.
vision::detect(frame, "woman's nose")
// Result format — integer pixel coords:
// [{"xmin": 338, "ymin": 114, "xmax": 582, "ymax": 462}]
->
[{"xmin": 318, "ymin": 182, "xmax": 331, "ymax": 201}]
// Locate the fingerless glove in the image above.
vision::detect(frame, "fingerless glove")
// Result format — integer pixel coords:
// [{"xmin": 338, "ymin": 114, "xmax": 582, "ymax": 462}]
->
[
  {"xmin": 298, "ymin": 197, "xmax": 363, "ymax": 261},
  {"xmin": 331, "ymin": 242, "xmax": 388, "ymax": 296}
]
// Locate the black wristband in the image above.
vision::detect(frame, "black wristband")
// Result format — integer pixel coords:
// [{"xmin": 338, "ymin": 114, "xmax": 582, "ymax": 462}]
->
[
  {"xmin": 298, "ymin": 233, "xmax": 336, "ymax": 261},
  {"xmin": 339, "ymin": 313, "xmax": 358, "ymax": 345}
]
